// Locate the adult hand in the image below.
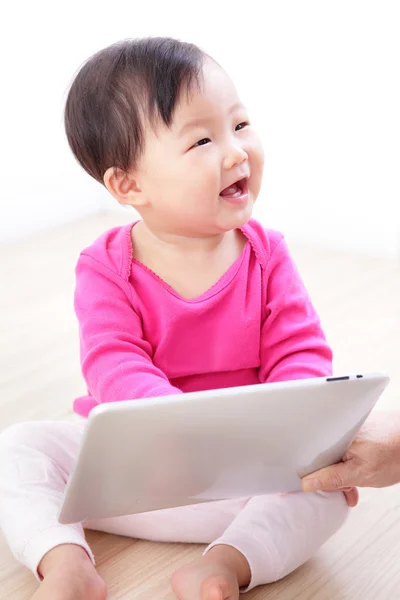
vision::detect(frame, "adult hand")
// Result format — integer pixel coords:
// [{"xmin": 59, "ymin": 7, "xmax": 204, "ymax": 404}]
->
[{"xmin": 301, "ymin": 411, "xmax": 400, "ymax": 506}]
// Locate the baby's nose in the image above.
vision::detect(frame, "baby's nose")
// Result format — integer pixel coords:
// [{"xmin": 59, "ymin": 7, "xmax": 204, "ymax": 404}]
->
[{"xmin": 223, "ymin": 146, "xmax": 248, "ymax": 170}]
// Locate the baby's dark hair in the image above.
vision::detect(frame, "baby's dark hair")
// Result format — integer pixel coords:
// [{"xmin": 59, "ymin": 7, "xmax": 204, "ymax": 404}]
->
[{"xmin": 64, "ymin": 37, "xmax": 206, "ymax": 184}]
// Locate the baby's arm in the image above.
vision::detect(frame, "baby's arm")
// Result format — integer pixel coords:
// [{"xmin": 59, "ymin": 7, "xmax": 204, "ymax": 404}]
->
[
  {"xmin": 74, "ymin": 253, "xmax": 182, "ymax": 409},
  {"xmin": 259, "ymin": 236, "xmax": 332, "ymax": 383}
]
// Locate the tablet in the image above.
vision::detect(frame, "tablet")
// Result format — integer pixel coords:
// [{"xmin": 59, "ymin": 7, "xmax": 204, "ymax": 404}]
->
[{"xmin": 58, "ymin": 372, "xmax": 389, "ymax": 524}]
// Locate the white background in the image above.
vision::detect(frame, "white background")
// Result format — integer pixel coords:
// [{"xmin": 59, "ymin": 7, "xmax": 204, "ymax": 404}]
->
[{"xmin": 0, "ymin": 0, "xmax": 399, "ymax": 258}]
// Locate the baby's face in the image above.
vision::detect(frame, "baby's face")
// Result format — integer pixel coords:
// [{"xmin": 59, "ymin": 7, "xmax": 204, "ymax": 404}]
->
[{"xmin": 136, "ymin": 58, "xmax": 264, "ymax": 236}]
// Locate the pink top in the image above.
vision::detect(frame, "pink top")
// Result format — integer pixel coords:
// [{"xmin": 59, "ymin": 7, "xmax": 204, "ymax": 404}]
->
[{"xmin": 73, "ymin": 219, "xmax": 332, "ymax": 417}]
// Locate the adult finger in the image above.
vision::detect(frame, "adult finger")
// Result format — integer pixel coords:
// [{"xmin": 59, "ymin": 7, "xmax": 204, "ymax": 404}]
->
[
  {"xmin": 343, "ymin": 487, "xmax": 359, "ymax": 507},
  {"xmin": 301, "ymin": 461, "xmax": 354, "ymax": 492}
]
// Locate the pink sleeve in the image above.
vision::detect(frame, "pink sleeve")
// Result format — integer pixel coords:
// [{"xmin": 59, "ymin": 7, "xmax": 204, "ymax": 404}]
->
[
  {"xmin": 259, "ymin": 237, "xmax": 333, "ymax": 383},
  {"xmin": 74, "ymin": 253, "xmax": 182, "ymax": 405}
]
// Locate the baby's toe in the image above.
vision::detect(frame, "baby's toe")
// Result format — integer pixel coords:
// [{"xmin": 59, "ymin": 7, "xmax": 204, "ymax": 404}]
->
[
  {"xmin": 201, "ymin": 579, "xmax": 225, "ymax": 600},
  {"xmin": 201, "ymin": 575, "xmax": 238, "ymax": 600}
]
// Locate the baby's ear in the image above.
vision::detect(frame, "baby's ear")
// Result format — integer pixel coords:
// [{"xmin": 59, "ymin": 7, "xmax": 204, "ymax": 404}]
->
[{"xmin": 103, "ymin": 166, "xmax": 148, "ymax": 208}]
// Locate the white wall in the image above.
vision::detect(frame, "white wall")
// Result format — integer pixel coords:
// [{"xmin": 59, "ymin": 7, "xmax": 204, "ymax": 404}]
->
[{"xmin": 1, "ymin": 1, "xmax": 399, "ymax": 258}]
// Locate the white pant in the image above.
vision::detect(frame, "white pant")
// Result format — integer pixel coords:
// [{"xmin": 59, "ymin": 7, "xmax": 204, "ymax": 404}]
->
[{"xmin": 0, "ymin": 419, "xmax": 348, "ymax": 592}]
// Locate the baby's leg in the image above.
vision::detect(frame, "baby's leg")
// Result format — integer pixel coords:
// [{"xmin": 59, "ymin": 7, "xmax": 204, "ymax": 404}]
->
[
  {"xmin": 170, "ymin": 491, "xmax": 348, "ymax": 599},
  {"xmin": 85, "ymin": 498, "xmax": 251, "ymax": 600},
  {"xmin": 85, "ymin": 490, "xmax": 348, "ymax": 598},
  {"xmin": 0, "ymin": 420, "xmax": 348, "ymax": 599},
  {"xmin": 0, "ymin": 420, "xmax": 105, "ymax": 600}
]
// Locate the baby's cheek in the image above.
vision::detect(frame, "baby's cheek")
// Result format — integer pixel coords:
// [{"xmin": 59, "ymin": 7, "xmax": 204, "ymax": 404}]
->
[{"xmin": 249, "ymin": 147, "xmax": 264, "ymax": 189}]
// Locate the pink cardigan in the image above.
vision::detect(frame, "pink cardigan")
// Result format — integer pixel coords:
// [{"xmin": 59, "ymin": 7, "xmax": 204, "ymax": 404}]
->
[{"xmin": 73, "ymin": 219, "xmax": 332, "ymax": 417}]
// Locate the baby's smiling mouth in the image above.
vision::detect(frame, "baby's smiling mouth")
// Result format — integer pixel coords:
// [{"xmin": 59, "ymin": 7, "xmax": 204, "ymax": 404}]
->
[{"xmin": 219, "ymin": 177, "xmax": 249, "ymax": 199}]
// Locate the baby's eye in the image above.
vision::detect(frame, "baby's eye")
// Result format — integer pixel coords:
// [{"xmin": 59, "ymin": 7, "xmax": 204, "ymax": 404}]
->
[
  {"xmin": 235, "ymin": 121, "xmax": 249, "ymax": 131},
  {"xmin": 193, "ymin": 138, "xmax": 211, "ymax": 148}
]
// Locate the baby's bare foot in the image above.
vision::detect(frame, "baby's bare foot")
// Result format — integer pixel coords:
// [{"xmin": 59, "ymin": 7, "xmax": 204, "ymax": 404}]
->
[
  {"xmin": 32, "ymin": 544, "xmax": 107, "ymax": 600},
  {"xmin": 171, "ymin": 545, "xmax": 250, "ymax": 600}
]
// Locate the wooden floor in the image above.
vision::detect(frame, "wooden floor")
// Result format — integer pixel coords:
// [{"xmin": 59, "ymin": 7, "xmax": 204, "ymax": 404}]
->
[{"xmin": 0, "ymin": 212, "xmax": 399, "ymax": 599}]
